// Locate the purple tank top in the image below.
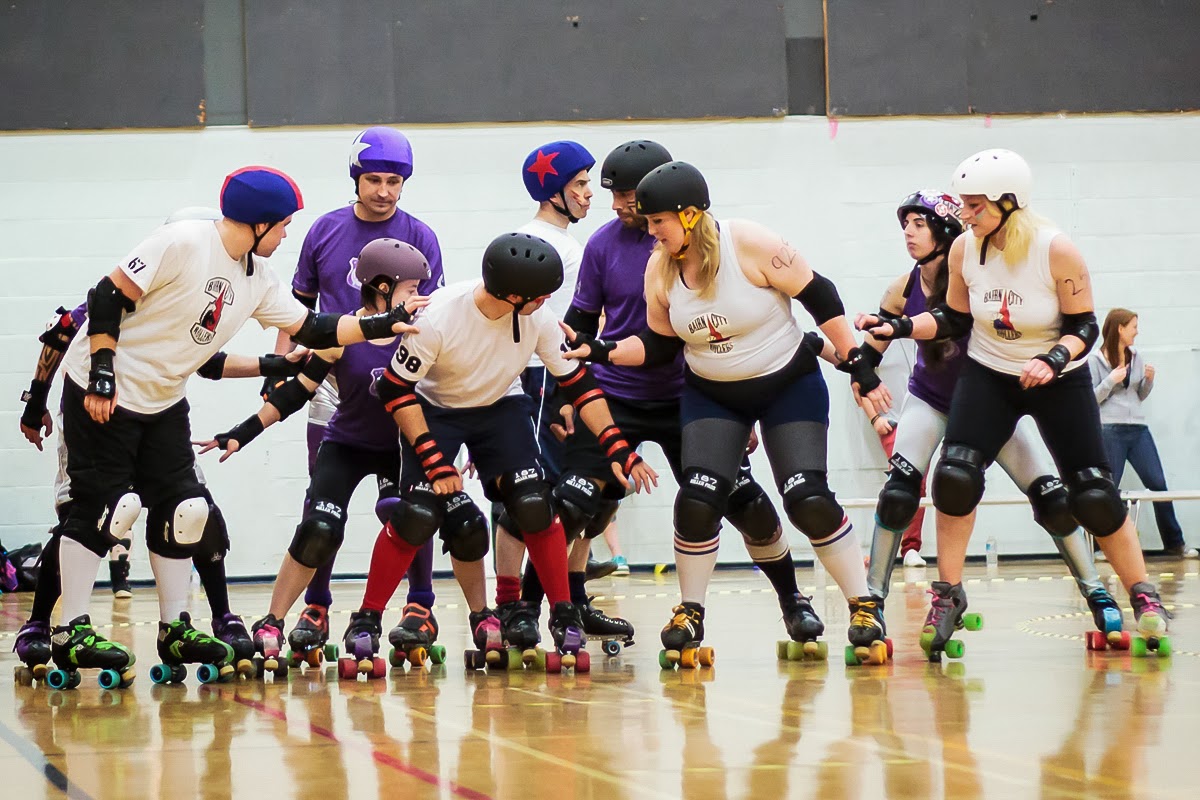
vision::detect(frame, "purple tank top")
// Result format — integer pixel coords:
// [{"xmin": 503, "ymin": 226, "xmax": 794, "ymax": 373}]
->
[
  {"xmin": 902, "ymin": 266, "xmax": 968, "ymax": 414},
  {"xmin": 322, "ymin": 337, "xmax": 400, "ymax": 451}
]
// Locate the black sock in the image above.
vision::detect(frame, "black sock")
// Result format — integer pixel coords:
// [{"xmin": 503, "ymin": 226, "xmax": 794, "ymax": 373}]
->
[
  {"xmin": 30, "ymin": 535, "xmax": 62, "ymax": 624},
  {"xmin": 196, "ymin": 558, "xmax": 231, "ymax": 618},
  {"xmin": 521, "ymin": 563, "xmax": 545, "ymax": 604},
  {"xmin": 755, "ymin": 552, "xmax": 800, "ymax": 601},
  {"xmin": 569, "ymin": 571, "xmax": 588, "ymax": 605}
]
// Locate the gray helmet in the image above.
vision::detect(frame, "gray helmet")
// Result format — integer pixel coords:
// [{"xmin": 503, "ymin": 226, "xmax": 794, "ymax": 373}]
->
[{"xmin": 355, "ymin": 238, "xmax": 430, "ymax": 308}]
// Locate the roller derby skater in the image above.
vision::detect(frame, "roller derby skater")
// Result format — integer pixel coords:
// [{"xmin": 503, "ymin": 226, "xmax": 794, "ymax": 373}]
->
[
  {"xmin": 339, "ymin": 609, "xmax": 387, "ymax": 680},
  {"xmin": 563, "ymin": 161, "xmax": 888, "ymax": 669},
  {"xmin": 858, "ymin": 149, "xmax": 1173, "ymax": 660}
]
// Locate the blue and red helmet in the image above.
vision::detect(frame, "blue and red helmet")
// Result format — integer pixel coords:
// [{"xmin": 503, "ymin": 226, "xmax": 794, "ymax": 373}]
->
[
  {"xmin": 522, "ymin": 141, "xmax": 595, "ymax": 202},
  {"xmin": 220, "ymin": 167, "xmax": 304, "ymax": 225},
  {"xmin": 350, "ymin": 127, "xmax": 414, "ymax": 181}
]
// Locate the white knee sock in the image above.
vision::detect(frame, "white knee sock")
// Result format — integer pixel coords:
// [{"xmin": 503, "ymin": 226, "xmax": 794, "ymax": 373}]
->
[
  {"xmin": 58, "ymin": 538, "xmax": 104, "ymax": 623},
  {"xmin": 810, "ymin": 518, "xmax": 869, "ymax": 600},
  {"xmin": 149, "ymin": 553, "xmax": 193, "ymax": 622},
  {"xmin": 674, "ymin": 532, "xmax": 720, "ymax": 606}
]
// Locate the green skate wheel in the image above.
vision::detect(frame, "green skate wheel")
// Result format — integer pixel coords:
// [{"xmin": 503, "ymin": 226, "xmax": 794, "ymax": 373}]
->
[
  {"xmin": 389, "ymin": 648, "xmax": 404, "ymax": 668},
  {"xmin": 775, "ymin": 641, "xmax": 788, "ymax": 660},
  {"xmin": 962, "ymin": 614, "xmax": 983, "ymax": 631},
  {"xmin": 1131, "ymin": 636, "xmax": 1148, "ymax": 658},
  {"xmin": 506, "ymin": 648, "xmax": 523, "ymax": 671},
  {"xmin": 944, "ymin": 639, "xmax": 965, "ymax": 659},
  {"xmin": 785, "ymin": 641, "xmax": 805, "ymax": 661},
  {"xmin": 659, "ymin": 650, "xmax": 673, "ymax": 670},
  {"xmin": 429, "ymin": 645, "xmax": 447, "ymax": 665},
  {"xmin": 323, "ymin": 643, "xmax": 339, "ymax": 661},
  {"xmin": 814, "ymin": 641, "xmax": 829, "ymax": 660},
  {"xmin": 533, "ymin": 649, "xmax": 547, "ymax": 671},
  {"xmin": 844, "ymin": 645, "xmax": 859, "ymax": 666},
  {"xmin": 919, "ymin": 632, "xmax": 934, "ymax": 655},
  {"xmin": 1156, "ymin": 637, "xmax": 1171, "ymax": 658}
]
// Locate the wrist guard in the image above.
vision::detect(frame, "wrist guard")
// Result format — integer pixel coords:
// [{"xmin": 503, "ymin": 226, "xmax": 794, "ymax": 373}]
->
[
  {"xmin": 87, "ymin": 349, "xmax": 117, "ymax": 399},
  {"xmin": 215, "ymin": 416, "xmax": 266, "ymax": 451}
]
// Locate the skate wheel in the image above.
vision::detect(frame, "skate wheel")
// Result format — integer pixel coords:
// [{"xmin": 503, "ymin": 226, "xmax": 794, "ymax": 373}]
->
[
  {"xmin": 305, "ymin": 649, "xmax": 322, "ymax": 668},
  {"xmin": 337, "ymin": 658, "xmax": 357, "ymax": 680},
  {"xmin": 919, "ymin": 631, "xmax": 934, "ymax": 655},
  {"xmin": 659, "ymin": 649, "xmax": 674, "ymax": 670},
  {"xmin": 46, "ymin": 669, "xmax": 71, "ymax": 690},
  {"xmin": 698, "ymin": 647, "xmax": 715, "ymax": 667},
  {"xmin": 1113, "ymin": 631, "xmax": 1132, "ymax": 651},
  {"xmin": 484, "ymin": 648, "xmax": 502, "ymax": 666},
  {"xmin": 1156, "ymin": 637, "xmax": 1172, "ymax": 658},
  {"xmin": 98, "ymin": 669, "xmax": 122, "ymax": 690},
  {"xmin": 33, "ymin": 663, "xmax": 50, "ymax": 682},
  {"xmin": 545, "ymin": 651, "xmax": 562, "ymax": 673},
  {"xmin": 809, "ymin": 641, "xmax": 828, "ymax": 661},
  {"xmin": 533, "ymin": 649, "xmax": 547, "ymax": 671},
  {"xmin": 198, "ymin": 663, "xmax": 221, "ymax": 684},
  {"xmin": 521, "ymin": 648, "xmax": 539, "ymax": 666},
  {"xmin": 410, "ymin": 647, "xmax": 428, "ymax": 667},
  {"xmin": 275, "ymin": 660, "xmax": 289, "ymax": 679},
  {"xmin": 775, "ymin": 641, "xmax": 789, "ymax": 660},
  {"xmin": 371, "ymin": 657, "xmax": 387, "ymax": 678},
  {"xmin": 323, "ymin": 643, "xmax": 339, "ymax": 661},
  {"xmin": 884, "ymin": 638, "xmax": 893, "ymax": 658},
  {"xmin": 575, "ymin": 650, "xmax": 591, "ymax": 673},
  {"xmin": 149, "ymin": 664, "xmax": 173, "ymax": 685},
  {"xmin": 963, "ymin": 613, "xmax": 983, "ymax": 632},
  {"xmin": 505, "ymin": 648, "xmax": 523, "ymax": 671},
  {"xmin": 429, "ymin": 645, "xmax": 447, "ymax": 665},
  {"xmin": 602, "ymin": 639, "xmax": 622, "ymax": 657},
  {"xmin": 1131, "ymin": 636, "xmax": 1148, "ymax": 658},
  {"xmin": 218, "ymin": 664, "xmax": 236, "ymax": 683},
  {"xmin": 236, "ymin": 659, "xmax": 255, "ymax": 678},
  {"xmin": 464, "ymin": 650, "xmax": 481, "ymax": 670},
  {"xmin": 561, "ymin": 652, "xmax": 576, "ymax": 670},
  {"xmin": 14, "ymin": 665, "xmax": 33, "ymax": 687},
  {"xmin": 944, "ymin": 639, "xmax": 965, "ymax": 659},
  {"xmin": 844, "ymin": 645, "xmax": 860, "ymax": 666},
  {"xmin": 389, "ymin": 647, "xmax": 405, "ymax": 668},
  {"xmin": 868, "ymin": 641, "xmax": 889, "ymax": 665},
  {"xmin": 1085, "ymin": 630, "xmax": 1106, "ymax": 651},
  {"xmin": 680, "ymin": 649, "xmax": 698, "ymax": 669}
]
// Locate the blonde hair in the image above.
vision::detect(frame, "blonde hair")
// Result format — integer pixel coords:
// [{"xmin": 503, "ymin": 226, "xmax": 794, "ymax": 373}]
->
[
  {"xmin": 646, "ymin": 211, "xmax": 721, "ymax": 303},
  {"xmin": 967, "ymin": 206, "xmax": 1056, "ymax": 266}
]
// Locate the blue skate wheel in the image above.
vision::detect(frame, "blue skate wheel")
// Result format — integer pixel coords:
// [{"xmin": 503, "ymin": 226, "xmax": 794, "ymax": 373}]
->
[
  {"xmin": 1102, "ymin": 608, "xmax": 1123, "ymax": 634},
  {"xmin": 46, "ymin": 669, "xmax": 72, "ymax": 690},
  {"xmin": 197, "ymin": 663, "xmax": 221, "ymax": 684},
  {"xmin": 602, "ymin": 640, "xmax": 622, "ymax": 657},
  {"xmin": 149, "ymin": 664, "xmax": 172, "ymax": 685},
  {"xmin": 98, "ymin": 669, "xmax": 121, "ymax": 690}
]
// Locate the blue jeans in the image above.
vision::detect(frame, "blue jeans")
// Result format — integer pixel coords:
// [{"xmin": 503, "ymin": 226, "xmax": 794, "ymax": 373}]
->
[{"xmin": 1102, "ymin": 424, "xmax": 1185, "ymax": 550}]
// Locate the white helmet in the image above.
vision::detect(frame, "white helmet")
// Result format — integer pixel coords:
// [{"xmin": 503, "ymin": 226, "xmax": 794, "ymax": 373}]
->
[
  {"xmin": 165, "ymin": 206, "xmax": 221, "ymax": 224},
  {"xmin": 951, "ymin": 149, "xmax": 1032, "ymax": 210}
]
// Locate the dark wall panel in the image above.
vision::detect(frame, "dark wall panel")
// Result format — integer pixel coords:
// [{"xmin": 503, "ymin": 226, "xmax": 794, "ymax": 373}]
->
[
  {"xmin": 245, "ymin": 0, "xmax": 788, "ymax": 126},
  {"xmin": 826, "ymin": 0, "xmax": 1200, "ymax": 116},
  {"xmin": 0, "ymin": 1, "xmax": 205, "ymax": 130}
]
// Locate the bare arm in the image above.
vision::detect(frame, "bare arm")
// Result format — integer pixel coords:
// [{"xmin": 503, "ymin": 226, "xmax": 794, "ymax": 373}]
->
[{"xmin": 1017, "ymin": 235, "xmax": 1096, "ymax": 389}]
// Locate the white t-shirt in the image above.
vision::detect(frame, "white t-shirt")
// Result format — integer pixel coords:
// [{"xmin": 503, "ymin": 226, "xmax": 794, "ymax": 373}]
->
[
  {"xmin": 515, "ymin": 218, "xmax": 582, "ymax": 368},
  {"xmin": 391, "ymin": 280, "xmax": 580, "ymax": 409},
  {"xmin": 64, "ymin": 220, "xmax": 307, "ymax": 414}
]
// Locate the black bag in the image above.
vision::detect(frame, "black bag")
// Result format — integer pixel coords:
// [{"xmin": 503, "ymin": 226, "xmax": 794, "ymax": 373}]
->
[{"xmin": 1, "ymin": 542, "xmax": 43, "ymax": 592}]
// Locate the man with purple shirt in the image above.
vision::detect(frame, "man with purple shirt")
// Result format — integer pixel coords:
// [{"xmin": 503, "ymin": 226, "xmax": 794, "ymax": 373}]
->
[{"xmin": 271, "ymin": 127, "xmax": 445, "ymax": 660}]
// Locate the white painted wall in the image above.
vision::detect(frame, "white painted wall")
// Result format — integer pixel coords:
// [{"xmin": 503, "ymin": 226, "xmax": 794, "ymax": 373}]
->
[{"xmin": 2, "ymin": 113, "xmax": 1198, "ymax": 580}]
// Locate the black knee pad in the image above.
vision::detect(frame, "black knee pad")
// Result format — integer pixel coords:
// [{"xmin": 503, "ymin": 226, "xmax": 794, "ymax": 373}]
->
[
  {"xmin": 1066, "ymin": 468, "xmax": 1126, "ymax": 537},
  {"xmin": 388, "ymin": 489, "xmax": 444, "ymax": 547},
  {"xmin": 584, "ymin": 499, "xmax": 620, "ymax": 540},
  {"xmin": 876, "ymin": 454, "xmax": 923, "ymax": 532},
  {"xmin": 195, "ymin": 495, "xmax": 231, "ymax": 562},
  {"xmin": 440, "ymin": 491, "xmax": 489, "ymax": 562},
  {"xmin": 146, "ymin": 489, "xmax": 210, "ymax": 559},
  {"xmin": 494, "ymin": 508, "xmax": 523, "ymax": 542},
  {"xmin": 499, "ymin": 469, "xmax": 555, "ymax": 533},
  {"xmin": 781, "ymin": 471, "xmax": 844, "ymax": 539},
  {"xmin": 552, "ymin": 473, "xmax": 602, "ymax": 540},
  {"xmin": 1027, "ymin": 475, "xmax": 1077, "ymax": 538},
  {"xmin": 287, "ymin": 499, "xmax": 347, "ymax": 568},
  {"xmin": 674, "ymin": 468, "xmax": 729, "ymax": 542},
  {"xmin": 61, "ymin": 490, "xmax": 142, "ymax": 557},
  {"xmin": 931, "ymin": 444, "xmax": 987, "ymax": 517},
  {"xmin": 725, "ymin": 474, "xmax": 780, "ymax": 543}
]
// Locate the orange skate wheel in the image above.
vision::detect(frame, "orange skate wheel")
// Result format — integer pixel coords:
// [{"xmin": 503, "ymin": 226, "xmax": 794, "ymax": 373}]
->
[
  {"xmin": 410, "ymin": 648, "xmax": 428, "ymax": 667},
  {"xmin": 698, "ymin": 647, "xmax": 715, "ymax": 667},
  {"xmin": 680, "ymin": 648, "xmax": 698, "ymax": 669},
  {"xmin": 868, "ymin": 641, "xmax": 889, "ymax": 665}
]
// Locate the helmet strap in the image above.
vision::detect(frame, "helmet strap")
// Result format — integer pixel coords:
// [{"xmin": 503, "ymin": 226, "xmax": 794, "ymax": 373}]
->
[
  {"xmin": 551, "ymin": 190, "xmax": 581, "ymax": 224},
  {"xmin": 979, "ymin": 196, "xmax": 1017, "ymax": 265},
  {"xmin": 247, "ymin": 221, "xmax": 278, "ymax": 276},
  {"xmin": 670, "ymin": 209, "xmax": 701, "ymax": 259},
  {"xmin": 363, "ymin": 278, "xmax": 395, "ymax": 313}
]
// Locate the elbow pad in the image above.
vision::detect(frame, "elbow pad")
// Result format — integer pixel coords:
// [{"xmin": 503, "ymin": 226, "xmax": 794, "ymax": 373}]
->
[
  {"xmin": 637, "ymin": 328, "xmax": 685, "ymax": 367},
  {"xmin": 377, "ymin": 367, "xmax": 420, "ymax": 414},
  {"xmin": 291, "ymin": 311, "xmax": 342, "ymax": 349},
  {"xmin": 563, "ymin": 306, "xmax": 601, "ymax": 337},
  {"xmin": 300, "ymin": 354, "xmax": 334, "ymax": 384},
  {"xmin": 292, "ymin": 289, "xmax": 318, "ymax": 310},
  {"xmin": 793, "ymin": 271, "xmax": 845, "ymax": 325},
  {"xmin": 39, "ymin": 307, "xmax": 81, "ymax": 352},
  {"xmin": 86, "ymin": 277, "xmax": 137, "ymax": 340},
  {"xmin": 1060, "ymin": 311, "xmax": 1099, "ymax": 360},
  {"xmin": 267, "ymin": 377, "xmax": 316, "ymax": 421},
  {"xmin": 929, "ymin": 303, "xmax": 973, "ymax": 340},
  {"xmin": 197, "ymin": 352, "xmax": 228, "ymax": 380},
  {"xmin": 556, "ymin": 366, "xmax": 605, "ymax": 412}
]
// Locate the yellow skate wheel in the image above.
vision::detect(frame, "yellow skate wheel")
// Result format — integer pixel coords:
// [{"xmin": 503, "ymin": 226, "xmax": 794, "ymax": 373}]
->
[
  {"xmin": 485, "ymin": 649, "xmax": 502, "ymax": 665},
  {"xmin": 561, "ymin": 652, "xmax": 576, "ymax": 670},
  {"xmin": 680, "ymin": 648, "xmax": 699, "ymax": 669},
  {"xmin": 522, "ymin": 648, "xmax": 538, "ymax": 666},
  {"xmin": 868, "ymin": 641, "xmax": 889, "ymax": 665},
  {"xmin": 410, "ymin": 648, "xmax": 428, "ymax": 667}
]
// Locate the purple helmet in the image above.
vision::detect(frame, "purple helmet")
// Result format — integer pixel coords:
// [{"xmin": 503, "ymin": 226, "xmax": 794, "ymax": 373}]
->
[
  {"xmin": 897, "ymin": 190, "xmax": 963, "ymax": 245},
  {"xmin": 522, "ymin": 141, "xmax": 595, "ymax": 202},
  {"xmin": 349, "ymin": 127, "xmax": 414, "ymax": 181}
]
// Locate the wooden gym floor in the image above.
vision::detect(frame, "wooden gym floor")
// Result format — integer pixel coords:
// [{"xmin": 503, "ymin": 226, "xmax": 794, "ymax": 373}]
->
[{"xmin": 1, "ymin": 559, "xmax": 1197, "ymax": 800}]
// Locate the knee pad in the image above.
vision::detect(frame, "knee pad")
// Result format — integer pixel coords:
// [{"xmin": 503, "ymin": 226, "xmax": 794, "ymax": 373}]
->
[
  {"xmin": 196, "ymin": 497, "xmax": 231, "ymax": 562},
  {"xmin": 499, "ymin": 469, "xmax": 555, "ymax": 533},
  {"xmin": 876, "ymin": 454, "xmax": 923, "ymax": 532},
  {"xmin": 1066, "ymin": 468, "xmax": 1126, "ymax": 537},
  {"xmin": 146, "ymin": 492, "xmax": 209, "ymax": 557},
  {"xmin": 552, "ymin": 473, "xmax": 602, "ymax": 540},
  {"xmin": 374, "ymin": 477, "xmax": 401, "ymax": 524},
  {"xmin": 1028, "ymin": 475, "xmax": 1077, "ymax": 538},
  {"xmin": 584, "ymin": 499, "xmax": 620, "ymax": 540},
  {"xmin": 931, "ymin": 444, "xmax": 987, "ymax": 517},
  {"xmin": 781, "ymin": 471, "xmax": 844, "ymax": 539},
  {"xmin": 387, "ymin": 489, "xmax": 444, "ymax": 548},
  {"xmin": 60, "ymin": 491, "xmax": 142, "ymax": 557},
  {"xmin": 725, "ymin": 475, "xmax": 780, "ymax": 542},
  {"xmin": 288, "ymin": 500, "xmax": 347, "ymax": 568},
  {"xmin": 441, "ymin": 492, "xmax": 490, "ymax": 562},
  {"xmin": 494, "ymin": 509, "xmax": 523, "ymax": 542},
  {"xmin": 673, "ymin": 468, "xmax": 729, "ymax": 543}
]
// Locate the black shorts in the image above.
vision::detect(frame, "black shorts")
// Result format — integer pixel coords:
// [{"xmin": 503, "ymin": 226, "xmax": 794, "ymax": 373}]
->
[
  {"xmin": 944, "ymin": 359, "xmax": 1110, "ymax": 476},
  {"xmin": 563, "ymin": 395, "xmax": 684, "ymax": 491},
  {"xmin": 307, "ymin": 440, "xmax": 400, "ymax": 520},
  {"xmin": 401, "ymin": 395, "xmax": 543, "ymax": 499}
]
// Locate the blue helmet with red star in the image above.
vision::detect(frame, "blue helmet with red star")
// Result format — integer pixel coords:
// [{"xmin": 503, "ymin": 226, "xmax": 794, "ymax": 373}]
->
[
  {"xmin": 220, "ymin": 167, "xmax": 304, "ymax": 225},
  {"xmin": 522, "ymin": 141, "xmax": 595, "ymax": 202},
  {"xmin": 349, "ymin": 127, "xmax": 414, "ymax": 181}
]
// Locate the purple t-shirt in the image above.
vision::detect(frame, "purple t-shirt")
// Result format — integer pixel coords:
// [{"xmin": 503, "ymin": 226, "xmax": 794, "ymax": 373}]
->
[
  {"xmin": 69, "ymin": 303, "xmax": 87, "ymax": 328},
  {"xmin": 572, "ymin": 219, "xmax": 684, "ymax": 401},
  {"xmin": 323, "ymin": 337, "xmax": 399, "ymax": 451},
  {"xmin": 902, "ymin": 265, "xmax": 968, "ymax": 414}
]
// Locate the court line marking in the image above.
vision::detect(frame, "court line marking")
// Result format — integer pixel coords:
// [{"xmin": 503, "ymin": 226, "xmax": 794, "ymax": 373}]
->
[
  {"xmin": 1017, "ymin": 603, "xmax": 1199, "ymax": 657},
  {"xmin": 0, "ymin": 716, "xmax": 96, "ymax": 800}
]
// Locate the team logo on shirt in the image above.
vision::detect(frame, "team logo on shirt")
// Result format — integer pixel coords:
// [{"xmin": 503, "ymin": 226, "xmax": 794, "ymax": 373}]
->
[
  {"xmin": 368, "ymin": 367, "xmax": 386, "ymax": 398},
  {"xmin": 191, "ymin": 278, "xmax": 235, "ymax": 345},
  {"xmin": 983, "ymin": 288, "xmax": 1023, "ymax": 341},
  {"xmin": 687, "ymin": 313, "xmax": 733, "ymax": 354},
  {"xmin": 346, "ymin": 257, "xmax": 363, "ymax": 290}
]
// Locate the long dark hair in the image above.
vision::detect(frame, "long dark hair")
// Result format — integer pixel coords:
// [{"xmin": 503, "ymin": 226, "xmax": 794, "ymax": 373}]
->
[
  {"xmin": 1101, "ymin": 308, "xmax": 1137, "ymax": 372},
  {"xmin": 917, "ymin": 253, "xmax": 957, "ymax": 368}
]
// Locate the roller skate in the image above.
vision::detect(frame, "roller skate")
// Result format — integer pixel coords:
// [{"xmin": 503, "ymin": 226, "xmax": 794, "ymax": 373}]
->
[
  {"xmin": 845, "ymin": 595, "xmax": 893, "ymax": 666},
  {"xmin": 13, "ymin": 620, "xmax": 52, "ymax": 686},
  {"xmin": 464, "ymin": 608, "xmax": 504, "ymax": 670},
  {"xmin": 212, "ymin": 613, "xmax": 257, "ymax": 678},
  {"xmin": 1129, "ymin": 582, "xmax": 1171, "ymax": 658},
  {"xmin": 919, "ymin": 581, "xmax": 983, "ymax": 662},
  {"xmin": 287, "ymin": 603, "xmax": 338, "ymax": 669},
  {"xmin": 47, "ymin": 614, "xmax": 136, "ymax": 690},
  {"xmin": 578, "ymin": 596, "xmax": 634, "ymax": 657},
  {"xmin": 250, "ymin": 613, "xmax": 289, "ymax": 680},
  {"xmin": 776, "ymin": 592, "xmax": 827, "ymax": 662},
  {"xmin": 497, "ymin": 600, "xmax": 546, "ymax": 670},
  {"xmin": 1083, "ymin": 587, "xmax": 1130, "ymax": 652},
  {"xmin": 150, "ymin": 612, "xmax": 235, "ymax": 685},
  {"xmin": 659, "ymin": 602, "xmax": 714, "ymax": 670},
  {"xmin": 546, "ymin": 601, "xmax": 589, "ymax": 673},
  {"xmin": 387, "ymin": 603, "xmax": 445, "ymax": 669},
  {"xmin": 338, "ymin": 609, "xmax": 387, "ymax": 680}
]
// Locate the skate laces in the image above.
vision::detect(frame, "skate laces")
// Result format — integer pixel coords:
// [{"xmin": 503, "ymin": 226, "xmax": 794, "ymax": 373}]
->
[
  {"xmin": 300, "ymin": 604, "xmax": 330, "ymax": 632},
  {"xmin": 851, "ymin": 600, "xmax": 880, "ymax": 628},
  {"xmin": 1132, "ymin": 591, "xmax": 1171, "ymax": 619},
  {"xmin": 401, "ymin": 603, "xmax": 435, "ymax": 633},
  {"xmin": 669, "ymin": 604, "xmax": 700, "ymax": 628}
]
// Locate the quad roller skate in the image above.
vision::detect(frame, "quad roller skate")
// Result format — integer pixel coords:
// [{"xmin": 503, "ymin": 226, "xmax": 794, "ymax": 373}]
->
[
  {"xmin": 150, "ymin": 612, "xmax": 235, "ymax": 685},
  {"xmin": 845, "ymin": 595, "xmax": 893, "ymax": 666},
  {"xmin": 1083, "ymin": 587, "xmax": 1130, "ymax": 652},
  {"xmin": 388, "ymin": 603, "xmax": 446, "ymax": 669},
  {"xmin": 659, "ymin": 602, "xmax": 714, "ymax": 670},
  {"xmin": 919, "ymin": 581, "xmax": 983, "ymax": 662},
  {"xmin": 775, "ymin": 592, "xmax": 827, "ymax": 662},
  {"xmin": 1129, "ymin": 583, "xmax": 1171, "ymax": 658},
  {"xmin": 464, "ymin": 608, "xmax": 504, "ymax": 670},
  {"xmin": 250, "ymin": 613, "xmax": 289, "ymax": 680},
  {"xmin": 578, "ymin": 596, "xmax": 634, "ymax": 657},
  {"xmin": 212, "ymin": 613, "xmax": 257, "ymax": 678},
  {"xmin": 47, "ymin": 615, "xmax": 136, "ymax": 690},
  {"xmin": 498, "ymin": 600, "xmax": 546, "ymax": 670},
  {"xmin": 13, "ymin": 620, "xmax": 52, "ymax": 686},
  {"xmin": 287, "ymin": 604, "xmax": 338, "ymax": 669},
  {"xmin": 339, "ymin": 609, "xmax": 387, "ymax": 680},
  {"xmin": 547, "ymin": 601, "xmax": 589, "ymax": 674}
]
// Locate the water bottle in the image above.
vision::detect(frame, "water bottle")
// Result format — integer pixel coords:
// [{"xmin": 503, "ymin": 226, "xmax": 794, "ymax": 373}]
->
[{"xmin": 985, "ymin": 536, "xmax": 998, "ymax": 568}]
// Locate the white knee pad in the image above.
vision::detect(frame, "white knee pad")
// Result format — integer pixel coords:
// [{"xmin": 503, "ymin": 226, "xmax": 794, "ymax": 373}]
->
[
  {"xmin": 101, "ymin": 492, "xmax": 143, "ymax": 546},
  {"xmin": 168, "ymin": 497, "xmax": 210, "ymax": 547}
]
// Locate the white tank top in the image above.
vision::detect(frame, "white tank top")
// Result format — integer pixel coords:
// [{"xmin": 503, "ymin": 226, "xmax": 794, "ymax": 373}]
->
[
  {"xmin": 667, "ymin": 220, "xmax": 804, "ymax": 381},
  {"xmin": 962, "ymin": 225, "xmax": 1084, "ymax": 376}
]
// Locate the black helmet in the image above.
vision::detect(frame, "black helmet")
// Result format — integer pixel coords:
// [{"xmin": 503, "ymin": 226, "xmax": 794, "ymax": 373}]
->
[
  {"xmin": 601, "ymin": 140, "xmax": 673, "ymax": 192},
  {"xmin": 636, "ymin": 161, "xmax": 710, "ymax": 215},
  {"xmin": 482, "ymin": 233, "xmax": 564, "ymax": 303},
  {"xmin": 896, "ymin": 190, "xmax": 964, "ymax": 247}
]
